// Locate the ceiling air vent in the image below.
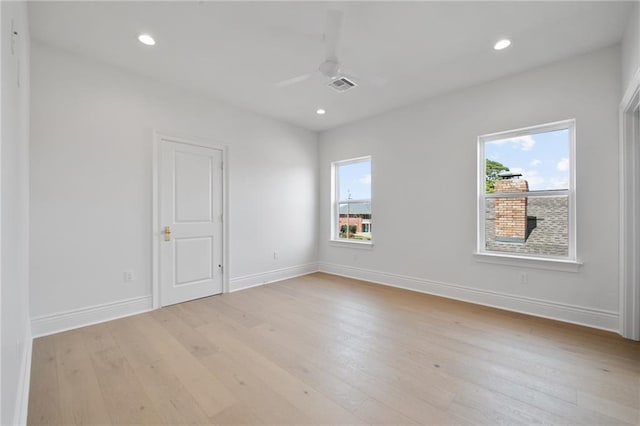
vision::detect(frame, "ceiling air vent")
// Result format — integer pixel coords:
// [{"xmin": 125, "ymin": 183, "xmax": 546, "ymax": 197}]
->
[{"xmin": 328, "ymin": 77, "xmax": 357, "ymax": 92}]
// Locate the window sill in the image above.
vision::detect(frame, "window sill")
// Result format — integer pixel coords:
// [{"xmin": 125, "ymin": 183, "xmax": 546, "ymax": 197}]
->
[
  {"xmin": 473, "ymin": 252, "xmax": 582, "ymax": 272},
  {"xmin": 329, "ymin": 239, "xmax": 374, "ymax": 249}
]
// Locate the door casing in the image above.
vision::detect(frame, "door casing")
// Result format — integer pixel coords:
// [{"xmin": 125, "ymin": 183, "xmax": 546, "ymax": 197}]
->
[{"xmin": 620, "ymin": 69, "xmax": 640, "ymax": 341}]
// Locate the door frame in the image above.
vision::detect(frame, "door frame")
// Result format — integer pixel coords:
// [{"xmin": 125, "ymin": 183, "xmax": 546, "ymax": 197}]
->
[
  {"xmin": 619, "ymin": 68, "xmax": 640, "ymax": 340},
  {"xmin": 152, "ymin": 132, "xmax": 229, "ymax": 309}
]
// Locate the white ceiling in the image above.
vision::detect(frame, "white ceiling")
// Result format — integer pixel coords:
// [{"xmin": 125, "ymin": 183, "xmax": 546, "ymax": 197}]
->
[{"xmin": 29, "ymin": 1, "xmax": 634, "ymax": 132}]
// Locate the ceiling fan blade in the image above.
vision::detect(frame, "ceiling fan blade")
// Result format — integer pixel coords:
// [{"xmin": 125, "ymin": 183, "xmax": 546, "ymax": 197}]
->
[
  {"xmin": 275, "ymin": 72, "xmax": 314, "ymax": 88},
  {"xmin": 324, "ymin": 10, "xmax": 343, "ymax": 61}
]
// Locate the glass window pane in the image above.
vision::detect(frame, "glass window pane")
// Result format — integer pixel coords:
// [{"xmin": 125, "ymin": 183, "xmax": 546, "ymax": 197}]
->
[
  {"xmin": 338, "ymin": 160, "xmax": 371, "ymax": 201},
  {"xmin": 334, "ymin": 157, "xmax": 372, "ymax": 242},
  {"xmin": 484, "ymin": 195, "xmax": 568, "ymax": 257},
  {"xmin": 485, "ymin": 128, "xmax": 570, "ymax": 193},
  {"xmin": 338, "ymin": 201, "xmax": 372, "ymax": 241}
]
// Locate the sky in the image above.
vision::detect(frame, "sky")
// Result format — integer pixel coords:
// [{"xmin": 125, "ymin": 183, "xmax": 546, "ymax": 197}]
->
[
  {"xmin": 485, "ymin": 128, "xmax": 570, "ymax": 191},
  {"xmin": 338, "ymin": 160, "xmax": 371, "ymax": 200}
]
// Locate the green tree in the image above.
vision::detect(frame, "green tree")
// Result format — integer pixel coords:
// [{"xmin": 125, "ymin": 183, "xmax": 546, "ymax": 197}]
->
[
  {"xmin": 340, "ymin": 224, "xmax": 358, "ymax": 237},
  {"xmin": 485, "ymin": 159, "xmax": 510, "ymax": 193}
]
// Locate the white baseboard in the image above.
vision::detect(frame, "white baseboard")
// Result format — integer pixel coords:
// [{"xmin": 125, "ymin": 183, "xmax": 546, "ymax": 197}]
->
[
  {"xmin": 14, "ymin": 323, "xmax": 33, "ymax": 426},
  {"xmin": 31, "ymin": 295, "xmax": 153, "ymax": 338},
  {"xmin": 30, "ymin": 263, "xmax": 320, "ymax": 337},
  {"xmin": 229, "ymin": 263, "xmax": 319, "ymax": 293},
  {"xmin": 318, "ymin": 262, "xmax": 619, "ymax": 332}
]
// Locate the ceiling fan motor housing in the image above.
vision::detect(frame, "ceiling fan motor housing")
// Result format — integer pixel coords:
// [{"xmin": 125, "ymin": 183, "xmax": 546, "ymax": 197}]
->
[{"xmin": 319, "ymin": 60, "xmax": 340, "ymax": 78}]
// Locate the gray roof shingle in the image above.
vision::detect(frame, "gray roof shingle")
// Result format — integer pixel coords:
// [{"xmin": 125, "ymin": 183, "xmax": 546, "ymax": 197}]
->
[{"xmin": 339, "ymin": 202, "xmax": 371, "ymax": 215}]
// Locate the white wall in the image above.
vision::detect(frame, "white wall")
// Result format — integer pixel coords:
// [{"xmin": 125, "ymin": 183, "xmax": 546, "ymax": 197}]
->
[
  {"xmin": 319, "ymin": 46, "xmax": 621, "ymax": 330},
  {"xmin": 30, "ymin": 43, "xmax": 318, "ymax": 326},
  {"xmin": 621, "ymin": 2, "xmax": 640, "ymax": 94},
  {"xmin": 1, "ymin": 1, "xmax": 31, "ymax": 424}
]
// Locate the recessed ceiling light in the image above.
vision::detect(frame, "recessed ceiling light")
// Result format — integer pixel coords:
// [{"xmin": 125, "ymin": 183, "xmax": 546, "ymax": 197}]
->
[
  {"xmin": 138, "ymin": 34, "xmax": 156, "ymax": 46},
  {"xmin": 494, "ymin": 39, "xmax": 511, "ymax": 51},
  {"xmin": 316, "ymin": 108, "xmax": 326, "ymax": 115}
]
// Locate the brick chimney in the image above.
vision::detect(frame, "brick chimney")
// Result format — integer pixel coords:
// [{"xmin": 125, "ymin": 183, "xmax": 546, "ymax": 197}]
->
[{"xmin": 494, "ymin": 173, "xmax": 528, "ymax": 243}]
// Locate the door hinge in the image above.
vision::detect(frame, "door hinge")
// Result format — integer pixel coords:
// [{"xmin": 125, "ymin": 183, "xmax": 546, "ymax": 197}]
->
[
  {"xmin": 219, "ymin": 214, "xmax": 223, "ymax": 222},
  {"xmin": 220, "ymin": 161, "xmax": 224, "ymax": 170},
  {"xmin": 218, "ymin": 264, "xmax": 223, "ymax": 274}
]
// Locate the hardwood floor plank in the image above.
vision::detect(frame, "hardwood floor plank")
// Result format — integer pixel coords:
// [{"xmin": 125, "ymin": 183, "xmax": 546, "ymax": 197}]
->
[
  {"xmin": 246, "ymin": 289, "xmax": 460, "ymax": 409},
  {"xmin": 106, "ymin": 316, "xmax": 213, "ymax": 424},
  {"xmin": 104, "ymin": 316, "xmax": 165, "ymax": 369},
  {"xmin": 79, "ymin": 322, "xmax": 118, "ymax": 354},
  {"xmin": 135, "ymin": 312, "xmax": 237, "ymax": 418},
  {"xmin": 196, "ymin": 321, "xmax": 368, "ymax": 425},
  {"xmin": 234, "ymin": 315, "xmax": 468, "ymax": 424},
  {"xmin": 577, "ymin": 391, "xmax": 640, "ymax": 424},
  {"xmin": 54, "ymin": 330, "xmax": 111, "ymax": 425},
  {"xmin": 27, "ymin": 336, "xmax": 62, "ymax": 425},
  {"xmin": 273, "ymin": 275, "xmax": 640, "ymax": 401},
  {"xmin": 209, "ymin": 402, "xmax": 265, "ymax": 425},
  {"xmin": 129, "ymin": 358, "xmax": 212, "ymax": 425},
  {"xmin": 170, "ymin": 301, "xmax": 210, "ymax": 328},
  {"xmin": 28, "ymin": 272, "xmax": 640, "ymax": 425},
  {"xmin": 88, "ymin": 345, "xmax": 164, "ymax": 425},
  {"xmin": 198, "ymin": 304, "xmax": 418, "ymax": 424},
  {"xmin": 199, "ymin": 351, "xmax": 317, "ymax": 425},
  {"xmin": 150, "ymin": 307, "xmax": 220, "ymax": 359}
]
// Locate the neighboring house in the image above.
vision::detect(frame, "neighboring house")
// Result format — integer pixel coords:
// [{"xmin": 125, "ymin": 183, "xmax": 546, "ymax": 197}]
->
[
  {"xmin": 486, "ymin": 196, "xmax": 569, "ymax": 256},
  {"xmin": 339, "ymin": 201, "xmax": 372, "ymax": 234},
  {"xmin": 486, "ymin": 177, "xmax": 569, "ymax": 257}
]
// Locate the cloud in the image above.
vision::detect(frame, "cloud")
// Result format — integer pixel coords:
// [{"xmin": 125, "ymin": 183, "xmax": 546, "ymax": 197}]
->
[
  {"xmin": 359, "ymin": 174, "xmax": 371, "ymax": 184},
  {"xmin": 557, "ymin": 158, "xmax": 570, "ymax": 171},
  {"xmin": 490, "ymin": 135, "xmax": 536, "ymax": 151},
  {"xmin": 510, "ymin": 168, "xmax": 545, "ymax": 190},
  {"xmin": 526, "ymin": 175, "xmax": 545, "ymax": 189},
  {"xmin": 530, "ymin": 159, "xmax": 541, "ymax": 167},
  {"xmin": 549, "ymin": 178, "xmax": 569, "ymax": 190}
]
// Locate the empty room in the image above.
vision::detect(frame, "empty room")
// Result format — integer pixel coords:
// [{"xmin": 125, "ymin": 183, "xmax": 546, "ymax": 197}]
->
[{"xmin": 2, "ymin": 0, "xmax": 640, "ymax": 424}]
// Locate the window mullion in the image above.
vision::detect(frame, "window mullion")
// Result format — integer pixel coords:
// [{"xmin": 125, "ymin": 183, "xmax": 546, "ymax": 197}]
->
[{"xmin": 484, "ymin": 190, "xmax": 570, "ymax": 199}]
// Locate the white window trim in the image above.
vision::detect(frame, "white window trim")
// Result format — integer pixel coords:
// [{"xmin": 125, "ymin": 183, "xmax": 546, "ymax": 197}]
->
[
  {"xmin": 473, "ymin": 252, "xmax": 582, "ymax": 272},
  {"xmin": 331, "ymin": 156, "xmax": 373, "ymax": 245},
  {"xmin": 476, "ymin": 119, "xmax": 579, "ymax": 269},
  {"xmin": 329, "ymin": 240, "xmax": 375, "ymax": 249}
]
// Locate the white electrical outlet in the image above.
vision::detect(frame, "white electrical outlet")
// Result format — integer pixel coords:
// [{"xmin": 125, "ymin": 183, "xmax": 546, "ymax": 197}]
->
[
  {"xmin": 273, "ymin": 250, "xmax": 279, "ymax": 260},
  {"xmin": 124, "ymin": 271, "xmax": 134, "ymax": 282},
  {"xmin": 520, "ymin": 272, "xmax": 528, "ymax": 285}
]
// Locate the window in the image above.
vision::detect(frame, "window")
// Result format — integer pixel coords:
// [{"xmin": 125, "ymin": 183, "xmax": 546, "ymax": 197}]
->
[
  {"xmin": 332, "ymin": 156, "xmax": 372, "ymax": 243},
  {"xmin": 477, "ymin": 120, "xmax": 576, "ymax": 261}
]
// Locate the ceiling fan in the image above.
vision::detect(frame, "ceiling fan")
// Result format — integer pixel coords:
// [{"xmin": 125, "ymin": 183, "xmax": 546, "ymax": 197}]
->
[{"xmin": 276, "ymin": 10, "xmax": 383, "ymax": 90}]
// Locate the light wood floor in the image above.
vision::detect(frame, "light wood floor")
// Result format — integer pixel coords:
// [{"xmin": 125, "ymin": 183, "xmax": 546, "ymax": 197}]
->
[{"xmin": 28, "ymin": 272, "xmax": 640, "ymax": 425}]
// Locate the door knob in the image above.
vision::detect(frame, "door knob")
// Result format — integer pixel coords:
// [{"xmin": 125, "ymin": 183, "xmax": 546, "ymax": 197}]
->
[{"xmin": 164, "ymin": 226, "xmax": 171, "ymax": 242}]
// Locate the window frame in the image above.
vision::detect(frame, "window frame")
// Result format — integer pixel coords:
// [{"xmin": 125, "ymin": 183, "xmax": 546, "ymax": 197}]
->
[
  {"xmin": 330, "ymin": 155, "xmax": 373, "ymax": 246},
  {"xmin": 476, "ymin": 119, "xmax": 578, "ymax": 265}
]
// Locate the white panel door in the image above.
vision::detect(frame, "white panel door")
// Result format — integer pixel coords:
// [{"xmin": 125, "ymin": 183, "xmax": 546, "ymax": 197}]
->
[{"xmin": 159, "ymin": 139, "xmax": 223, "ymax": 306}]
